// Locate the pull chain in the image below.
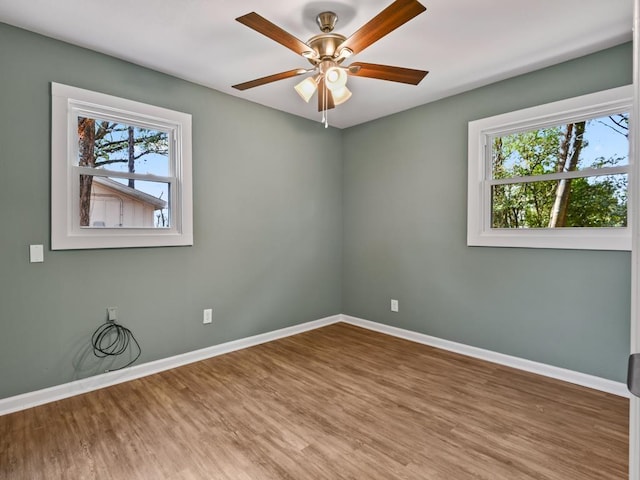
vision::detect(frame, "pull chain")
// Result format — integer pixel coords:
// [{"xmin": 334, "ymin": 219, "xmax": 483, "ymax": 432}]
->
[{"xmin": 323, "ymin": 81, "xmax": 328, "ymax": 128}]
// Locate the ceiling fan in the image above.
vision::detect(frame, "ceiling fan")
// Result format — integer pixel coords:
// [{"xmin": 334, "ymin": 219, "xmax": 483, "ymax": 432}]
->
[{"xmin": 232, "ymin": 0, "xmax": 428, "ymax": 126}]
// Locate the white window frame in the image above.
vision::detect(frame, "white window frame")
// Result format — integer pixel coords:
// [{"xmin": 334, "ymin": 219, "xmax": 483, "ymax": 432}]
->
[
  {"xmin": 51, "ymin": 83, "xmax": 193, "ymax": 249},
  {"xmin": 467, "ymin": 85, "xmax": 633, "ymax": 251}
]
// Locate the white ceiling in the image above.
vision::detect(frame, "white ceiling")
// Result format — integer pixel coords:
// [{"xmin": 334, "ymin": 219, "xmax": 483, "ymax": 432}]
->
[{"xmin": 0, "ymin": 0, "xmax": 633, "ymax": 128}]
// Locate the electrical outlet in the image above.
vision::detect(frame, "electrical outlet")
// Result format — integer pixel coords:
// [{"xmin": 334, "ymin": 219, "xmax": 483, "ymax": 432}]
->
[
  {"xmin": 391, "ymin": 299, "xmax": 399, "ymax": 312},
  {"xmin": 107, "ymin": 307, "xmax": 118, "ymax": 322},
  {"xmin": 203, "ymin": 308, "xmax": 213, "ymax": 324}
]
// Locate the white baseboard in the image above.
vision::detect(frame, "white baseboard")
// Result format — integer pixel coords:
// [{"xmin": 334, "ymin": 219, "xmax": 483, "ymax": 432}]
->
[
  {"xmin": 341, "ymin": 314, "xmax": 629, "ymax": 398},
  {"xmin": 0, "ymin": 315, "xmax": 341, "ymax": 416},
  {"xmin": 1, "ymin": 312, "xmax": 628, "ymax": 416}
]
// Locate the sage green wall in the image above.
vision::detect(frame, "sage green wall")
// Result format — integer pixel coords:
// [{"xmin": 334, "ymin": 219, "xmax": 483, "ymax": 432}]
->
[
  {"xmin": 0, "ymin": 23, "xmax": 343, "ymax": 399},
  {"xmin": 342, "ymin": 43, "xmax": 632, "ymax": 382},
  {"xmin": 0, "ymin": 21, "xmax": 632, "ymax": 401}
]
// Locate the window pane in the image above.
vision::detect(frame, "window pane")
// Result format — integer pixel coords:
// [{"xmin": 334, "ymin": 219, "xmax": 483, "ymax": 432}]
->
[
  {"xmin": 491, "ymin": 174, "xmax": 627, "ymax": 228},
  {"xmin": 80, "ymin": 175, "xmax": 170, "ymax": 228},
  {"xmin": 77, "ymin": 116, "xmax": 170, "ymax": 176},
  {"xmin": 492, "ymin": 113, "xmax": 629, "ymax": 180}
]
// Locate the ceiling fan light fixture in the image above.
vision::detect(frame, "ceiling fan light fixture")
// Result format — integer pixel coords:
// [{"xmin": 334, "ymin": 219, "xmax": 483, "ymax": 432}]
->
[
  {"xmin": 234, "ymin": 0, "xmax": 429, "ymax": 122},
  {"xmin": 325, "ymin": 66, "xmax": 348, "ymax": 91},
  {"xmin": 335, "ymin": 47, "xmax": 353, "ymax": 62},
  {"xmin": 331, "ymin": 86, "xmax": 352, "ymax": 105},
  {"xmin": 294, "ymin": 76, "xmax": 318, "ymax": 102}
]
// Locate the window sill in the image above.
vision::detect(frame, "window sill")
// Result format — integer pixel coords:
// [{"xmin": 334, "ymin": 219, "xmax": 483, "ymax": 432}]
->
[{"xmin": 468, "ymin": 228, "xmax": 630, "ymax": 251}]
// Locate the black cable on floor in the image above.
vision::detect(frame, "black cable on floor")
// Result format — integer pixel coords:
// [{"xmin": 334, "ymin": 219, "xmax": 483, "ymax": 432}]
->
[{"xmin": 91, "ymin": 320, "xmax": 141, "ymax": 372}]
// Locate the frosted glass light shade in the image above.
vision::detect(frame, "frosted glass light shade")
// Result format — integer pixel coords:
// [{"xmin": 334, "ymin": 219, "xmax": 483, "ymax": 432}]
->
[
  {"xmin": 325, "ymin": 67, "xmax": 347, "ymax": 91},
  {"xmin": 331, "ymin": 86, "xmax": 352, "ymax": 105},
  {"xmin": 294, "ymin": 77, "xmax": 317, "ymax": 103}
]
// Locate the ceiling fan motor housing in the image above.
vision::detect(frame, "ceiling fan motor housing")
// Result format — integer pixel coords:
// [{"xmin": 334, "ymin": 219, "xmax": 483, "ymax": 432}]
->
[
  {"xmin": 316, "ymin": 11, "xmax": 338, "ymax": 32},
  {"xmin": 306, "ymin": 33, "xmax": 347, "ymax": 65}
]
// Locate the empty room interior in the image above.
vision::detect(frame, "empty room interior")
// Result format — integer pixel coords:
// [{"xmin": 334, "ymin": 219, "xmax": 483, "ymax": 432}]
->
[{"xmin": 0, "ymin": 0, "xmax": 637, "ymax": 478}]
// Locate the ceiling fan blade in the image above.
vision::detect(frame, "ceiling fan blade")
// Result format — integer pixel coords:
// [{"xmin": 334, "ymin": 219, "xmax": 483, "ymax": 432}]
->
[
  {"xmin": 336, "ymin": 0, "xmax": 425, "ymax": 56},
  {"xmin": 236, "ymin": 12, "xmax": 313, "ymax": 57},
  {"xmin": 348, "ymin": 62, "xmax": 428, "ymax": 85},
  {"xmin": 232, "ymin": 69, "xmax": 308, "ymax": 91},
  {"xmin": 317, "ymin": 78, "xmax": 335, "ymax": 112}
]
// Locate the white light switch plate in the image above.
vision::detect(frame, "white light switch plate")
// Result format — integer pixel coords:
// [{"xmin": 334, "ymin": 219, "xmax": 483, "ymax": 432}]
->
[{"xmin": 29, "ymin": 244, "xmax": 44, "ymax": 263}]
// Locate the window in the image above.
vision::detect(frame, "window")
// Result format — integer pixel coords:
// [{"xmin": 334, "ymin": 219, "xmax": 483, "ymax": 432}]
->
[
  {"xmin": 51, "ymin": 83, "xmax": 192, "ymax": 249},
  {"xmin": 467, "ymin": 85, "xmax": 632, "ymax": 250}
]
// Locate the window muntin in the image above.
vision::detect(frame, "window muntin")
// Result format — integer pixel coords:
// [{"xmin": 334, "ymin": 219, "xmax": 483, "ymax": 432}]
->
[
  {"xmin": 467, "ymin": 85, "xmax": 632, "ymax": 250},
  {"xmin": 52, "ymin": 83, "xmax": 192, "ymax": 249}
]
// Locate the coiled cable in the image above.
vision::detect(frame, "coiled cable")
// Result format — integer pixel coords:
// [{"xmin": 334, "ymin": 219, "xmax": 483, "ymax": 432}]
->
[{"xmin": 91, "ymin": 320, "xmax": 141, "ymax": 372}]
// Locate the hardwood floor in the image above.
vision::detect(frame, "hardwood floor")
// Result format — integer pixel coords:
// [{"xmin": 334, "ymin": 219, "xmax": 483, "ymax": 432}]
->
[{"xmin": 0, "ymin": 323, "xmax": 628, "ymax": 479}]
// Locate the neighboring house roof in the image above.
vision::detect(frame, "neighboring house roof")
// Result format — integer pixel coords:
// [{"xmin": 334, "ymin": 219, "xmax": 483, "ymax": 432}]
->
[{"xmin": 93, "ymin": 177, "xmax": 167, "ymax": 210}]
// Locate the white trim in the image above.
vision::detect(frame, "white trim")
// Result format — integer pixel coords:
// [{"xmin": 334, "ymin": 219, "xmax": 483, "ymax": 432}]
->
[
  {"xmin": 0, "ymin": 315, "xmax": 341, "ymax": 416},
  {"xmin": 467, "ymin": 85, "xmax": 633, "ymax": 251},
  {"xmin": 490, "ymin": 165, "xmax": 629, "ymax": 185},
  {"xmin": 629, "ymin": 0, "xmax": 640, "ymax": 478},
  {"xmin": 340, "ymin": 315, "xmax": 629, "ymax": 398},
  {"xmin": 0, "ymin": 313, "xmax": 627, "ymax": 416},
  {"xmin": 51, "ymin": 82, "xmax": 193, "ymax": 249}
]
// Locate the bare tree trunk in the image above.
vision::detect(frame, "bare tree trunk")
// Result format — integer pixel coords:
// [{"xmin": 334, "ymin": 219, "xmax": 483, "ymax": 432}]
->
[
  {"xmin": 549, "ymin": 122, "xmax": 585, "ymax": 227},
  {"xmin": 127, "ymin": 126, "xmax": 135, "ymax": 189},
  {"xmin": 78, "ymin": 118, "xmax": 96, "ymax": 226}
]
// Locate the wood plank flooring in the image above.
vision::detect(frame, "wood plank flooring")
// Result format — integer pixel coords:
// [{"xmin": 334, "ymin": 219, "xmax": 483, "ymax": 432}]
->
[{"xmin": 0, "ymin": 323, "xmax": 629, "ymax": 479}]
